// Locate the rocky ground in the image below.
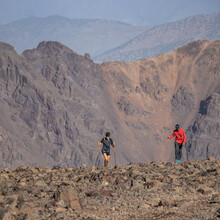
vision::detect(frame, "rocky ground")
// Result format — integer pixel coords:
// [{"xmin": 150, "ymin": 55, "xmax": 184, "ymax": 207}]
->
[{"xmin": 0, "ymin": 158, "xmax": 219, "ymax": 219}]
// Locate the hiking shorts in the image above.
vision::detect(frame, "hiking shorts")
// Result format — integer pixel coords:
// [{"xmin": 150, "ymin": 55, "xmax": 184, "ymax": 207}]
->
[{"xmin": 102, "ymin": 151, "xmax": 110, "ymax": 156}]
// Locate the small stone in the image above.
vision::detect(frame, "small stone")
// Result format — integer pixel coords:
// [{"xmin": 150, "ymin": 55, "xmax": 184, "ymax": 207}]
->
[
  {"xmin": 29, "ymin": 167, "xmax": 39, "ymax": 174},
  {"xmin": 3, "ymin": 168, "xmax": 10, "ymax": 173},
  {"xmin": 55, "ymin": 207, "xmax": 66, "ymax": 213},
  {"xmin": 57, "ymin": 200, "xmax": 65, "ymax": 207},
  {"xmin": 46, "ymin": 169, "xmax": 52, "ymax": 173},
  {"xmin": 101, "ymin": 181, "xmax": 109, "ymax": 186},
  {"xmin": 0, "ymin": 173, "xmax": 9, "ymax": 180},
  {"xmin": 140, "ymin": 203, "xmax": 151, "ymax": 209},
  {"xmin": 70, "ymin": 200, "xmax": 82, "ymax": 211},
  {"xmin": 41, "ymin": 192, "xmax": 46, "ymax": 197},
  {"xmin": 35, "ymin": 180, "xmax": 48, "ymax": 188},
  {"xmin": 198, "ymin": 186, "xmax": 213, "ymax": 194},
  {"xmin": 72, "ymin": 175, "xmax": 80, "ymax": 182},
  {"xmin": 20, "ymin": 182, "xmax": 27, "ymax": 187},
  {"xmin": 208, "ymin": 157, "xmax": 215, "ymax": 161}
]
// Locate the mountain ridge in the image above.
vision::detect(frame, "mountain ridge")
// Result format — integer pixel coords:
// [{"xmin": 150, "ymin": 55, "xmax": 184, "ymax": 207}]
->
[
  {"xmin": 1, "ymin": 0, "xmax": 220, "ymax": 26},
  {"xmin": 1, "ymin": 13, "xmax": 220, "ymax": 63},
  {"xmin": 95, "ymin": 13, "xmax": 220, "ymax": 62},
  {"xmin": 0, "ymin": 15, "xmax": 149, "ymax": 56}
]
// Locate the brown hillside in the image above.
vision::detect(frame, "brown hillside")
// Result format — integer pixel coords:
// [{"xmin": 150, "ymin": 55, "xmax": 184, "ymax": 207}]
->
[{"xmin": 101, "ymin": 40, "xmax": 220, "ymax": 162}]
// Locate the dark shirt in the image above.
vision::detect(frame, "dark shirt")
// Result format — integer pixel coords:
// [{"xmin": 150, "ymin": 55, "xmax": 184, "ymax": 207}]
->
[{"xmin": 101, "ymin": 137, "xmax": 113, "ymax": 153}]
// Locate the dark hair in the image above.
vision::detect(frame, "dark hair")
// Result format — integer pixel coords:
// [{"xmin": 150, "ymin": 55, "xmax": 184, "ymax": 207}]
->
[
  {"xmin": 105, "ymin": 132, "xmax": 110, "ymax": 137},
  {"xmin": 175, "ymin": 124, "xmax": 180, "ymax": 130}
]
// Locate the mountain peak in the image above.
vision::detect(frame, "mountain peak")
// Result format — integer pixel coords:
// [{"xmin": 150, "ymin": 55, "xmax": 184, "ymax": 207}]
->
[
  {"xmin": 22, "ymin": 41, "xmax": 78, "ymax": 60},
  {"xmin": 36, "ymin": 41, "xmax": 75, "ymax": 54},
  {"xmin": 176, "ymin": 40, "xmax": 209, "ymax": 56},
  {"xmin": 0, "ymin": 42, "xmax": 16, "ymax": 54}
]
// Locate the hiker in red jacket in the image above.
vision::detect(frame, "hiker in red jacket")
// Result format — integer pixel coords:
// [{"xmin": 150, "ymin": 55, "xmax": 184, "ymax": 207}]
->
[{"xmin": 167, "ymin": 124, "xmax": 186, "ymax": 162}]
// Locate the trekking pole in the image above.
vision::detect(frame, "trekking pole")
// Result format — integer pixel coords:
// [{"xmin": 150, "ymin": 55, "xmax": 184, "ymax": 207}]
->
[
  {"xmin": 114, "ymin": 146, "xmax": 117, "ymax": 168},
  {"xmin": 95, "ymin": 143, "xmax": 101, "ymax": 166},
  {"xmin": 94, "ymin": 150, "xmax": 100, "ymax": 166}
]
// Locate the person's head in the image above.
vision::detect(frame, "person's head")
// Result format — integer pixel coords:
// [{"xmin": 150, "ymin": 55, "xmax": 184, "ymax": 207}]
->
[
  {"xmin": 105, "ymin": 132, "xmax": 110, "ymax": 140},
  {"xmin": 175, "ymin": 124, "xmax": 180, "ymax": 130},
  {"xmin": 105, "ymin": 132, "xmax": 110, "ymax": 139}
]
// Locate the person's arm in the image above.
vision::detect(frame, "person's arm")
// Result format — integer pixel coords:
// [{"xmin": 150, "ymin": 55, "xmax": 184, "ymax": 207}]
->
[
  {"xmin": 182, "ymin": 130, "xmax": 186, "ymax": 145},
  {"xmin": 110, "ymin": 138, "xmax": 115, "ymax": 150},
  {"xmin": 97, "ymin": 138, "xmax": 103, "ymax": 152},
  {"xmin": 113, "ymin": 141, "xmax": 115, "ymax": 152},
  {"xmin": 110, "ymin": 138, "xmax": 114, "ymax": 146},
  {"xmin": 97, "ymin": 142, "xmax": 101, "ymax": 152},
  {"xmin": 167, "ymin": 131, "xmax": 175, "ymax": 139}
]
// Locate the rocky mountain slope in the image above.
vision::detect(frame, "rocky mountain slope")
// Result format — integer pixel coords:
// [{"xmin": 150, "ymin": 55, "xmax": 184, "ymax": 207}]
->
[
  {"xmin": 0, "ymin": 159, "xmax": 219, "ymax": 219},
  {"xmin": 0, "ymin": 41, "xmax": 117, "ymax": 168},
  {"xmin": 101, "ymin": 40, "xmax": 220, "ymax": 163},
  {"xmin": 0, "ymin": 16, "xmax": 148, "ymax": 56},
  {"xmin": 95, "ymin": 13, "xmax": 220, "ymax": 62},
  {"xmin": 0, "ymin": 40, "xmax": 220, "ymax": 169}
]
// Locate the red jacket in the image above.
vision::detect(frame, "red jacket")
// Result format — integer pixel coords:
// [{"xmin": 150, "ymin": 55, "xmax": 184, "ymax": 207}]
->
[{"xmin": 169, "ymin": 128, "xmax": 186, "ymax": 144}]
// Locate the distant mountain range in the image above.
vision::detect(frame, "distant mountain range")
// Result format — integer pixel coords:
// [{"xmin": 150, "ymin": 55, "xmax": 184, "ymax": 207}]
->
[
  {"xmin": 95, "ymin": 13, "xmax": 220, "ymax": 62},
  {"xmin": 1, "ymin": 0, "xmax": 220, "ymax": 26},
  {"xmin": 0, "ymin": 13, "xmax": 220, "ymax": 62},
  {"xmin": 0, "ymin": 16, "xmax": 148, "ymax": 56},
  {"xmin": 0, "ymin": 40, "xmax": 219, "ymax": 168}
]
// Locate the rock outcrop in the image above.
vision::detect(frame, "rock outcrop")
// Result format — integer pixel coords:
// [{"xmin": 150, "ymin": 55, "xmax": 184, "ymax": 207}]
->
[
  {"xmin": 0, "ymin": 41, "xmax": 117, "ymax": 168},
  {"xmin": 185, "ymin": 93, "xmax": 220, "ymax": 161}
]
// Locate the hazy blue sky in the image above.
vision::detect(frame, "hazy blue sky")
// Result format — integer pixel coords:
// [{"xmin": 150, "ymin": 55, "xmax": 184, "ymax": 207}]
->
[{"xmin": 0, "ymin": 0, "xmax": 220, "ymax": 26}]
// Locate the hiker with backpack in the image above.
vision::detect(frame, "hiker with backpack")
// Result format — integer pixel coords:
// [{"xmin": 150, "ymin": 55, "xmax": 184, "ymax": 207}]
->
[
  {"xmin": 167, "ymin": 124, "xmax": 186, "ymax": 162},
  {"xmin": 98, "ymin": 132, "xmax": 115, "ymax": 167}
]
